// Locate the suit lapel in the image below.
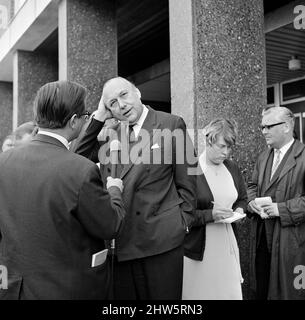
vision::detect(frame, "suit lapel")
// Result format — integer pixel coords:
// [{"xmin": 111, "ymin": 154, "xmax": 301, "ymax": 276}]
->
[
  {"xmin": 265, "ymin": 141, "xmax": 298, "ymax": 191},
  {"xmin": 120, "ymin": 107, "xmax": 158, "ymax": 179},
  {"xmin": 258, "ymin": 148, "xmax": 272, "ymax": 194}
]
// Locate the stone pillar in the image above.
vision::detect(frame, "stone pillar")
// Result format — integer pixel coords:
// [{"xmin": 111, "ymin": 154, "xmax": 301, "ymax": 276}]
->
[
  {"xmin": 0, "ymin": 81, "xmax": 13, "ymax": 146},
  {"xmin": 58, "ymin": 0, "xmax": 117, "ymax": 112},
  {"xmin": 170, "ymin": 0, "xmax": 267, "ymax": 299},
  {"xmin": 13, "ymin": 50, "xmax": 58, "ymax": 128}
]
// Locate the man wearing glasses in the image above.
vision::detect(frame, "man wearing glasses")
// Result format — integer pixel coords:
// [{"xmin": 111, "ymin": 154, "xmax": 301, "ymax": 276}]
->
[
  {"xmin": 248, "ymin": 106, "xmax": 305, "ymax": 300},
  {"xmin": 0, "ymin": 81, "xmax": 125, "ymax": 299}
]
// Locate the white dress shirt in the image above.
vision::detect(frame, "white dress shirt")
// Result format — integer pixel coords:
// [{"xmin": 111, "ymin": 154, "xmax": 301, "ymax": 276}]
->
[
  {"xmin": 272, "ymin": 139, "xmax": 294, "ymax": 168},
  {"xmin": 132, "ymin": 105, "xmax": 149, "ymax": 139}
]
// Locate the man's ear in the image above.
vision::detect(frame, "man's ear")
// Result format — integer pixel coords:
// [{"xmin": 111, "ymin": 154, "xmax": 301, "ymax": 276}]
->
[
  {"xmin": 135, "ymin": 88, "xmax": 141, "ymax": 99},
  {"xmin": 284, "ymin": 122, "xmax": 290, "ymax": 133},
  {"xmin": 69, "ymin": 114, "xmax": 78, "ymax": 129}
]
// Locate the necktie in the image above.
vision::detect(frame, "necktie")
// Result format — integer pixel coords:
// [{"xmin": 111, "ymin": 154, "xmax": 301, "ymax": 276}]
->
[
  {"xmin": 270, "ymin": 149, "xmax": 281, "ymax": 180},
  {"xmin": 128, "ymin": 125, "xmax": 136, "ymax": 143}
]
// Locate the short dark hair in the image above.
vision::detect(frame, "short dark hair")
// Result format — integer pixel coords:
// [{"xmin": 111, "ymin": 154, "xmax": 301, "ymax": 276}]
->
[
  {"xmin": 205, "ymin": 118, "xmax": 238, "ymax": 147},
  {"xmin": 34, "ymin": 81, "xmax": 87, "ymax": 129}
]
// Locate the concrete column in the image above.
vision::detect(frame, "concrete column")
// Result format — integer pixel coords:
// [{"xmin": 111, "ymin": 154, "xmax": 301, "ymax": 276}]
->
[
  {"xmin": 13, "ymin": 50, "xmax": 58, "ymax": 128},
  {"xmin": 0, "ymin": 81, "xmax": 13, "ymax": 146},
  {"xmin": 170, "ymin": 0, "xmax": 267, "ymax": 299},
  {"xmin": 58, "ymin": 0, "xmax": 117, "ymax": 112}
]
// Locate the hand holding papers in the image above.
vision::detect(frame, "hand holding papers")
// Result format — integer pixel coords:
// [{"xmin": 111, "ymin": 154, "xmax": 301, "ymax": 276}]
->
[
  {"xmin": 212, "ymin": 201, "xmax": 245, "ymax": 223},
  {"xmin": 255, "ymin": 197, "xmax": 272, "ymax": 219},
  {"xmin": 215, "ymin": 211, "xmax": 246, "ymax": 224}
]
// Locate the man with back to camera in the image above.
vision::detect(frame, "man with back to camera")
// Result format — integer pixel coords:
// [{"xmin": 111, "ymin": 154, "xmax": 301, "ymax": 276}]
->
[
  {"xmin": 74, "ymin": 76, "xmax": 197, "ymax": 300},
  {"xmin": 248, "ymin": 106, "xmax": 305, "ymax": 300},
  {"xmin": 0, "ymin": 80, "xmax": 126, "ymax": 300}
]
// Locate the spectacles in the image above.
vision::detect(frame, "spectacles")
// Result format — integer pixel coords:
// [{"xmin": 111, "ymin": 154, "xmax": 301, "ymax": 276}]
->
[
  {"xmin": 79, "ymin": 111, "xmax": 91, "ymax": 119},
  {"xmin": 260, "ymin": 122, "xmax": 285, "ymax": 131}
]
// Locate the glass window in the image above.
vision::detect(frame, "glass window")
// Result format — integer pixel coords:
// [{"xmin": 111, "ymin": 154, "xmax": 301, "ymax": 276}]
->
[
  {"xmin": 282, "ymin": 78, "xmax": 305, "ymax": 102},
  {"xmin": 267, "ymin": 86, "xmax": 275, "ymax": 105}
]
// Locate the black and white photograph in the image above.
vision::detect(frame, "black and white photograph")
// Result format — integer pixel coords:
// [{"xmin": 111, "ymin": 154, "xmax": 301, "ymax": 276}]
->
[{"xmin": 0, "ymin": 0, "xmax": 304, "ymax": 314}]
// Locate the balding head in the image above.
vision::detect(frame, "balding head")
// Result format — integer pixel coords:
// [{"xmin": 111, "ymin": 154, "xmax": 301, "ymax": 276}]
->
[
  {"xmin": 103, "ymin": 77, "xmax": 135, "ymax": 94},
  {"xmin": 101, "ymin": 76, "xmax": 143, "ymax": 125}
]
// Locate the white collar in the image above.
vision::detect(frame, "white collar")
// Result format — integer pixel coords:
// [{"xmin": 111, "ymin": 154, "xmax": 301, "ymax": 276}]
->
[
  {"xmin": 38, "ymin": 130, "xmax": 70, "ymax": 149},
  {"xmin": 276, "ymin": 139, "xmax": 294, "ymax": 156},
  {"xmin": 132, "ymin": 105, "xmax": 149, "ymax": 138}
]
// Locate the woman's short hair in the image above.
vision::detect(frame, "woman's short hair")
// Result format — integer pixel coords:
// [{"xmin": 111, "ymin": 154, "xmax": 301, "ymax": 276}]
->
[
  {"xmin": 204, "ymin": 118, "xmax": 238, "ymax": 147},
  {"xmin": 34, "ymin": 81, "xmax": 87, "ymax": 129}
]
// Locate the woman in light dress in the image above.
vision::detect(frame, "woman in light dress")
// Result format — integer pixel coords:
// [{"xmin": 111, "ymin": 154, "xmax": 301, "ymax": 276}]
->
[{"xmin": 183, "ymin": 118, "xmax": 247, "ymax": 300}]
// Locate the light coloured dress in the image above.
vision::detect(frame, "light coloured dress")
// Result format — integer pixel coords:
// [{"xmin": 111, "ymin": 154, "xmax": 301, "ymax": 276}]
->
[{"xmin": 182, "ymin": 160, "xmax": 243, "ymax": 300}]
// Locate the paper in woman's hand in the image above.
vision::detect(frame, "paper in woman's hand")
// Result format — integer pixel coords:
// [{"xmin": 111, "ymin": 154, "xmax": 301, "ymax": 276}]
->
[{"xmin": 215, "ymin": 211, "xmax": 246, "ymax": 224}]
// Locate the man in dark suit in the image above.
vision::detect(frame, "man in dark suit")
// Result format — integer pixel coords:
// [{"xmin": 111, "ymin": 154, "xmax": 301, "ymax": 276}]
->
[
  {"xmin": 0, "ymin": 81, "xmax": 125, "ymax": 300},
  {"xmin": 74, "ymin": 77, "xmax": 196, "ymax": 299},
  {"xmin": 248, "ymin": 106, "xmax": 305, "ymax": 300}
]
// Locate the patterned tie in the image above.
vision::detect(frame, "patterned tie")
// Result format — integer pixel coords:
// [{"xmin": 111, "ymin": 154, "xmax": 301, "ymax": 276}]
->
[
  {"xmin": 128, "ymin": 125, "xmax": 136, "ymax": 143},
  {"xmin": 270, "ymin": 149, "xmax": 281, "ymax": 180}
]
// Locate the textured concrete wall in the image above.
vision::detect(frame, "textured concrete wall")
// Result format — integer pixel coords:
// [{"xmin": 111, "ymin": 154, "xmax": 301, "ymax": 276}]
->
[
  {"xmin": 0, "ymin": 81, "xmax": 13, "ymax": 147},
  {"xmin": 170, "ymin": 0, "xmax": 267, "ymax": 299},
  {"xmin": 14, "ymin": 50, "xmax": 58, "ymax": 127},
  {"xmin": 59, "ymin": 0, "xmax": 117, "ymax": 112}
]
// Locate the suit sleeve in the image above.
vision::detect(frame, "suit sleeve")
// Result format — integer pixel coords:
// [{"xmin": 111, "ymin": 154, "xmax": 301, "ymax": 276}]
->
[
  {"xmin": 278, "ymin": 167, "xmax": 305, "ymax": 227},
  {"xmin": 172, "ymin": 117, "xmax": 197, "ymax": 231},
  {"xmin": 77, "ymin": 164, "xmax": 125, "ymax": 240},
  {"xmin": 72, "ymin": 118, "xmax": 105, "ymax": 163},
  {"xmin": 192, "ymin": 209, "xmax": 214, "ymax": 226},
  {"xmin": 278, "ymin": 197, "xmax": 305, "ymax": 227},
  {"xmin": 232, "ymin": 163, "xmax": 248, "ymax": 212},
  {"xmin": 247, "ymin": 159, "xmax": 260, "ymax": 218}
]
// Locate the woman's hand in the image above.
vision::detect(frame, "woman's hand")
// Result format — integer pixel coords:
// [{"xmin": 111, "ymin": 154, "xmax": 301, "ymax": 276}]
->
[
  {"xmin": 234, "ymin": 207, "xmax": 244, "ymax": 214},
  {"xmin": 212, "ymin": 207, "xmax": 234, "ymax": 221},
  {"xmin": 234, "ymin": 207, "xmax": 246, "ymax": 224}
]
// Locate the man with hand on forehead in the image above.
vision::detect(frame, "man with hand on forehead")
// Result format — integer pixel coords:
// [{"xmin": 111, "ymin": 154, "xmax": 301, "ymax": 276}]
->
[
  {"xmin": 75, "ymin": 76, "xmax": 196, "ymax": 300},
  {"xmin": 248, "ymin": 106, "xmax": 305, "ymax": 300}
]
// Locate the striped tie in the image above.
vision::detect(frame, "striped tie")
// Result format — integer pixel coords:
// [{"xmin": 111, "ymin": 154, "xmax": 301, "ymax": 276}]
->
[{"xmin": 270, "ymin": 149, "xmax": 281, "ymax": 180}]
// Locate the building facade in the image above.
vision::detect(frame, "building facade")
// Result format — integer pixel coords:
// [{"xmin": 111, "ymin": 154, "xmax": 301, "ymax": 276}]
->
[{"xmin": 0, "ymin": 0, "xmax": 304, "ymax": 299}]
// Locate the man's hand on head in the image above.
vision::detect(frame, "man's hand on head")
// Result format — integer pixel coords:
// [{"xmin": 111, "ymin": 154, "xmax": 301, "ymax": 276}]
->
[{"xmin": 93, "ymin": 96, "xmax": 113, "ymax": 122}]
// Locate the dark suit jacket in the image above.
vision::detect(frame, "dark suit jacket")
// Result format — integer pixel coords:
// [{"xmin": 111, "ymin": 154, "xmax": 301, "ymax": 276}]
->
[
  {"xmin": 248, "ymin": 140, "xmax": 305, "ymax": 299},
  {"xmin": 74, "ymin": 106, "xmax": 197, "ymax": 261},
  {"xmin": 0, "ymin": 134, "xmax": 125, "ymax": 300},
  {"xmin": 184, "ymin": 159, "xmax": 248, "ymax": 261}
]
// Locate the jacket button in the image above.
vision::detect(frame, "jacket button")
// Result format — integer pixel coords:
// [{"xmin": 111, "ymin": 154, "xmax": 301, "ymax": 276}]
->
[
  {"xmin": 107, "ymin": 168, "xmax": 111, "ymax": 173},
  {"xmin": 136, "ymin": 211, "xmax": 141, "ymax": 216}
]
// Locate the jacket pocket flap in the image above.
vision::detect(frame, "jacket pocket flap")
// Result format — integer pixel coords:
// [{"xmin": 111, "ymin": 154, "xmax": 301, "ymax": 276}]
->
[{"xmin": 156, "ymin": 198, "xmax": 184, "ymax": 214}]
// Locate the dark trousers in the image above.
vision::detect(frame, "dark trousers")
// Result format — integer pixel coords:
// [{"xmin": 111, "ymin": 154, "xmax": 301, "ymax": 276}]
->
[
  {"xmin": 255, "ymin": 224, "xmax": 271, "ymax": 300},
  {"xmin": 113, "ymin": 245, "xmax": 183, "ymax": 300}
]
